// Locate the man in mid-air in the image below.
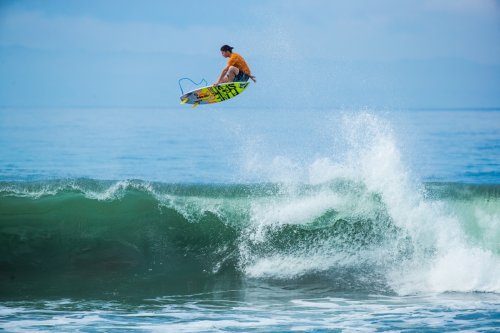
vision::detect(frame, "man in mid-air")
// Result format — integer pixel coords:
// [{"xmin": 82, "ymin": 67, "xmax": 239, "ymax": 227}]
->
[{"xmin": 214, "ymin": 45, "xmax": 256, "ymax": 85}]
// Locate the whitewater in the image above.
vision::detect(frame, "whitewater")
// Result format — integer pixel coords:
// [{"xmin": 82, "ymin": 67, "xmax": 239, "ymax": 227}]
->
[{"xmin": 1, "ymin": 108, "xmax": 499, "ymax": 331}]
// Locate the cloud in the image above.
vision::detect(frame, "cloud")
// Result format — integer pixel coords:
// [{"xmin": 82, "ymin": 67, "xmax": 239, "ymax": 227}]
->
[
  {"xmin": 1, "ymin": 1, "xmax": 499, "ymax": 64},
  {"xmin": 0, "ymin": 11, "xmax": 225, "ymax": 56},
  {"xmin": 249, "ymin": 0, "xmax": 500, "ymax": 64},
  {"xmin": 423, "ymin": 0, "xmax": 500, "ymax": 16}
]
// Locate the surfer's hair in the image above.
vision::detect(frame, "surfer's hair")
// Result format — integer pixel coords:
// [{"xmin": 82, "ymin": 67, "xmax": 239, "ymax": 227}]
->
[{"xmin": 220, "ymin": 45, "xmax": 233, "ymax": 52}]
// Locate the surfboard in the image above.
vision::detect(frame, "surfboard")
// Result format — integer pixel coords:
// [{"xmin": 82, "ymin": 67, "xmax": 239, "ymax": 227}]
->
[{"xmin": 180, "ymin": 82, "xmax": 250, "ymax": 108}]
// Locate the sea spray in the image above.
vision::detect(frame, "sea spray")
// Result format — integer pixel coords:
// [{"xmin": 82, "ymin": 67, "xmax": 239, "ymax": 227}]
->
[{"xmin": 236, "ymin": 111, "xmax": 500, "ymax": 294}]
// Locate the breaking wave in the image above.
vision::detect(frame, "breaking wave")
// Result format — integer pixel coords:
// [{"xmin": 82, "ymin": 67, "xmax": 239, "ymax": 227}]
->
[{"xmin": 1, "ymin": 113, "xmax": 499, "ymax": 298}]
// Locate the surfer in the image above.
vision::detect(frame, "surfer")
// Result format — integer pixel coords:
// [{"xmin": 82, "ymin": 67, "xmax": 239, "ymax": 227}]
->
[{"xmin": 214, "ymin": 45, "xmax": 256, "ymax": 85}]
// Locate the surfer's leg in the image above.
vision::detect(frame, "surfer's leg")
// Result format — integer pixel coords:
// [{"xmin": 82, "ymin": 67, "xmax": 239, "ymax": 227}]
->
[{"xmin": 225, "ymin": 66, "xmax": 239, "ymax": 82}]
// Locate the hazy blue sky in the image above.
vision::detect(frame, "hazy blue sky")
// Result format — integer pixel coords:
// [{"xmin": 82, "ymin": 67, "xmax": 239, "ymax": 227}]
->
[{"xmin": 1, "ymin": 0, "xmax": 499, "ymax": 108}]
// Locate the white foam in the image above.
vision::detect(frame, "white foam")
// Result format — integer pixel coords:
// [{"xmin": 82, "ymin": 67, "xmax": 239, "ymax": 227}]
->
[
  {"xmin": 240, "ymin": 111, "xmax": 500, "ymax": 294},
  {"xmin": 474, "ymin": 204, "xmax": 500, "ymax": 252},
  {"xmin": 250, "ymin": 192, "xmax": 342, "ymax": 226},
  {"xmin": 0, "ymin": 184, "xmax": 58, "ymax": 199},
  {"xmin": 245, "ymin": 254, "xmax": 338, "ymax": 278},
  {"xmin": 0, "ymin": 179, "xmax": 156, "ymax": 201}
]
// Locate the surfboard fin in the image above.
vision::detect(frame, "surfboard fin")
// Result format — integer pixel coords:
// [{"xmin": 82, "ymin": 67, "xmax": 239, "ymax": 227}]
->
[
  {"xmin": 192, "ymin": 102, "xmax": 200, "ymax": 109},
  {"xmin": 180, "ymin": 98, "xmax": 188, "ymax": 105}
]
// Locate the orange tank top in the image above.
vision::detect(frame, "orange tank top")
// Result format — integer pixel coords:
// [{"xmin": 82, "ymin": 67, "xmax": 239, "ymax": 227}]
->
[{"xmin": 227, "ymin": 53, "xmax": 251, "ymax": 75}]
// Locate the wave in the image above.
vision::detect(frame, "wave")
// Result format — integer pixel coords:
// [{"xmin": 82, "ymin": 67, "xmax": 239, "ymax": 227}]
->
[
  {"xmin": 1, "ymin": 113, "xmax": 499, "ymax": 297},
  {"xmin": 1, "ymin": 178, "xmax": 498, "ymax": 297}
]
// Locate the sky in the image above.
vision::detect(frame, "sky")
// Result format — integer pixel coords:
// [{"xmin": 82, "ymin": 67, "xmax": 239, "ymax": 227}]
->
[{"xmin": 0, "ymin": 0, "xmax": 499, "ymax": 108}]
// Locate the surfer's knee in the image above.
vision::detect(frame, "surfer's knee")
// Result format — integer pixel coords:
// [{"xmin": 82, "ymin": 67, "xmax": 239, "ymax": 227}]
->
[
  {"xmin": 228, "ymin": 66, "xmax": 239, "ymax": 74},
  {"xmin": 226, "ymin": 66, "xmax": 239, "ymax": 82}
]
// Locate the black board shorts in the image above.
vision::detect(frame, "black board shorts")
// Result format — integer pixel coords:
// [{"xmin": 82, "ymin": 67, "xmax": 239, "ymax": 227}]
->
[{"xmin": 234, "ymin": 71, "xmax": 250, "ymax": 82}]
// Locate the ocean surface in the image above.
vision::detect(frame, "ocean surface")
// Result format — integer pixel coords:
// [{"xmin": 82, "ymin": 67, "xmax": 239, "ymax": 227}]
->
[{"xmin": 0, "ymin": 107, "xmax": 499, "ymax": 332}]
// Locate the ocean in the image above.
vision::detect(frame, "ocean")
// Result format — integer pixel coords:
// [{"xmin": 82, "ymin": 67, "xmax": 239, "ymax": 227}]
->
[{"xmin": 0, "ymin": 107, "xmax": 499, "ymax": 332}]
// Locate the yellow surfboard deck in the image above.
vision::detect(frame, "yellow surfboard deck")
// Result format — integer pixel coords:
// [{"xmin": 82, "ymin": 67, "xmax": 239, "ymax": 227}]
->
[{"xmin": 180, "ymin": 82, "xmax": 250, "ymax": 106}]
